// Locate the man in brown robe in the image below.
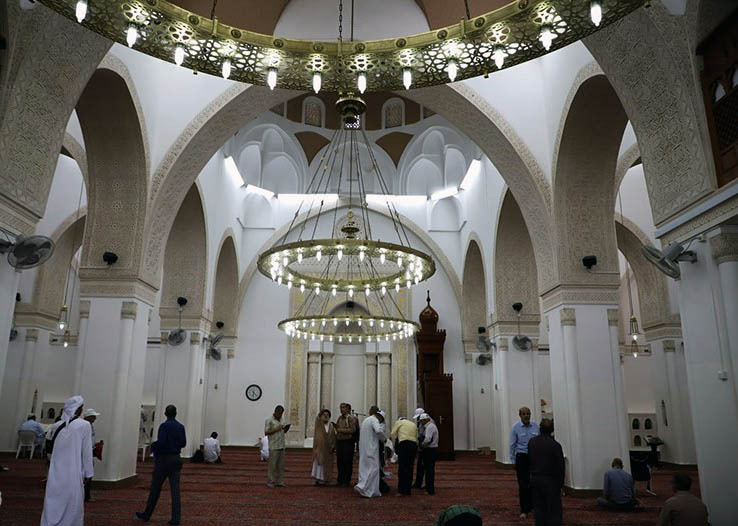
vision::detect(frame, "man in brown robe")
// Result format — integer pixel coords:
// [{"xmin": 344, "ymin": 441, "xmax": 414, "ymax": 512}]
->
[{"xmin": 312, "ymin": 409, "xmax": 336, "ymax": 485}]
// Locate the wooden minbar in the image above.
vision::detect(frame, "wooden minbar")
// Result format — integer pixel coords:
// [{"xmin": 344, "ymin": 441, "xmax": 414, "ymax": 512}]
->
[{"xmin": 415, "ymin": 291, "xmax": 455, "ymax": 460}]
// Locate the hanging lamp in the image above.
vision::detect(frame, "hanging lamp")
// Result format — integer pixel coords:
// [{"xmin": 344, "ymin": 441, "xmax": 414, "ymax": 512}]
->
[{"xmin": 619, "ymin": 190, "xmax": 642, "ymax": 357}]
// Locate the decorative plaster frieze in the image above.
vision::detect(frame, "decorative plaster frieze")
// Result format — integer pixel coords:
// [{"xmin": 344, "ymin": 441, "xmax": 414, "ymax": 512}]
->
[
  {"xmin": 662, "ymin": 340, "xmax": 676, "ymax": 353},
  {"xmin": 607, "ymin": 309, "xmax": 619, "ymax": 327},
  {"xmin": 541, "ymin": 285, "xmax": 619, "ymax": 313},
  {"xmin": 120, "ymin": 301, "xmax": 138, "ymax": 320},
  {"xmin": 661, "ymin": 194, "xmax": 738, "ymax": 245},
  {"xmin": 490, "ymin": 318, "xmax": 540, "ymax": 338},
  {"xmin": 464, "ymin": 352, "xmax": 474, "ymax": 363},
  {"xmin": 189, "ymin": 332, "xmax": 202, "ymax": 345},
  {"xmin": 711, "ymin": 232, "xmax": 738, "ymax": 264},
  {"xmin": 160, "ymin": 331, "xmax": 169, "ymax": 344},
  {"xmin": 644, "ymin": 323, "xmax": 683, "ymax": 342},
  {"xmin": 497, "ymin": 338, "xmax": 509, "ymax": 351},
  {"xmin": 49, "ymin": 332, "xmax": 77, "ymax": 346},
  {"xmin": 14, "ymin": 310, "xmax": 58, "ymax": 331},
  {"xmin": 227, "ymin": 349, "xmax": 235, "ymax": 359},
  {"xmin": 159, "ymin": 314, "xmax": 212, "ymax": 333},
  {"xmin": 79, "ymin": 300, "xmax": 91, "ymax": 319},
  {"xmin": 79, "ymin": 278, "xmax": 157, "ymax": 306},
  {"xmin": 25, "ymin": 328, "xmax": 39, "ymax": 342},
  {"xmin": 0, "ymin": 193, "xmax": 39, "ymax": 235},
  {"xmin": 560, "ymin": 308, "xmax": 576, "ymax": 326}
]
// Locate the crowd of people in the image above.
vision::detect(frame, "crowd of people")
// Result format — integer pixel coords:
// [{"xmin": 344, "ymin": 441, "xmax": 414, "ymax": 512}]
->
[{"xmin": 26, "ymin": 396, "xmax": 710, "ymax": 526}]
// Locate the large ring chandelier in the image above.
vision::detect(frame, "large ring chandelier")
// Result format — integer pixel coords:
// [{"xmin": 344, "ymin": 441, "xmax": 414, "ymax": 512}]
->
[
  {"xmin": 259, "ymin": 95, "xmax": 430, "ymax": 340},
  {"xmin": 39, "ymin": 0, "xmax": 646, "ymax": 93}
]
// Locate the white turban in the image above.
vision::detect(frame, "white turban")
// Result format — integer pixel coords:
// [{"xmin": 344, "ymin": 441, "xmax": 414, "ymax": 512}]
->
[
  {"xmin": 62, "ymin": 395, "xmax": 84, "ymax": 424},
  {"xmin": 378, "ymin": 410, "xmax": 386, "ymax": 419}
]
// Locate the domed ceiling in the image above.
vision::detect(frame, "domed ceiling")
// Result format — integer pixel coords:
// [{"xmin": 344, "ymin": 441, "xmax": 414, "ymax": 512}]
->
[{"xmin": 173, "ymin": 0, "xmax": 509, "ymax": 37}]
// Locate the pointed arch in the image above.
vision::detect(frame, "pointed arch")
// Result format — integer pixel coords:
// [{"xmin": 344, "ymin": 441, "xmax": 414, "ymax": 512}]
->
[
  {"xmin": 212, "ymin": 235, "xmax": 239, "ymax": 337},
  {"xmin": 76, "ymin": 64, "xmax": 147, "ymax": 278},
  {"xmin": 461, "ymin": 238, "xmax": 487, "ymax": 343},
  {"xmin": 159, "ymin": 185, "xmax": 209, "ymax": 328}
]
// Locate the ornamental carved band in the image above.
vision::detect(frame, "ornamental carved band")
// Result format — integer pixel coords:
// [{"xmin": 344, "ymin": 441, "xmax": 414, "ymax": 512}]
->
[
  {"xmin": 662, "ymin": 339, "xmax": 676, "ymax": 353},
  {"xmin": 120, "ymin": 301, "xmax": 138, "ymax": 319},
  {"xmin": 607, "ymin": 308, "xmax": 618, "ymax": 327},
  {"xmin": 25, "ymin": 328, "xmax": 39, "ymax": 342},
  {"xmin": 710, "ymin": 233, "xmax": 738, "ymax": 264},
  {"xmin": 560, "ymin": 308, "xmax": 576, "ymax": 326}
]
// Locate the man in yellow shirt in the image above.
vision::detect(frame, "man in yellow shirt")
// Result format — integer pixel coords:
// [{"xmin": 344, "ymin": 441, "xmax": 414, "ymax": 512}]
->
[{"xmin": 390, "ymin": 417, "xmax": 418, "ymax": 496}]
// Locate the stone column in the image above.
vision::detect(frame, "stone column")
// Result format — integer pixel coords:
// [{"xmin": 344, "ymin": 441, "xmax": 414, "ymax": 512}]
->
[
  {"xmin": 73, "ymin": 300, "xmax": 90, "ymax": 394},
  {"xmin": 14, "ymin": 328, "xmax": 39, "ymax": 427},
  {"xmin": 674, "ymin": 228, "xmax": 738, "ymax": 525},
  {"xmin": 0, "ymin": 259, "xmax": 20, "ymax": 399},
  {"xmin": 320, "ymin": 352, "xmax": 334, "ymax": 412},
  {"xmin": 76, "ymin": 280, "xmax": 153, "ymax": 482},
  {"xmin": 365, "ymin": 353, "xmax": 378, "ymax": 408},
  {"xmin": 464, "ymin": 351, "xmax": 475, "ymax": 450},
  {"xmin": 378, "ymin": 351, "xmax": 392, "ymax": 416},
  {"xmin": 545, "ymin": 293, "xmax": 629, "ymax": 490},
  {"xmin": 306, "ymin": 351, "xmax": 321, "ymax": 437}
]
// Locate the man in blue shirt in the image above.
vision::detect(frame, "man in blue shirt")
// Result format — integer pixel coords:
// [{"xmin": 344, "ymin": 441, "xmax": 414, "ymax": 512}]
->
[
  {"xmin": 136, "ymin": 404, "xmax": 186, "ymax": 525},
  {"xmin": 509, "ymin": 406, "xmax": 540, "ymax": 518},
  {"xmin": 20, "ymin": 414, "xmax": 46, "ymax": 449},
  {"xmin": 597, "ymin": 457, "xmax": 639, "ymax": 509}
]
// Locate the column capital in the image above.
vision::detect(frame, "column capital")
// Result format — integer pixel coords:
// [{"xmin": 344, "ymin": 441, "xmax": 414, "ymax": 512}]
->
[
  {"xmin": 307, "ymin": 352, "xmax": 321, "ymax": 364},
  {"xmin": 160, "ymin": 331, "xmax": 169, "ymax": 344},
  {"xmin": 190, "ymin": 331, "xmax": 202, "ymax": 345},
  {"xmin": 365, "ymin": 354, "xmax": 378, "ymax": 365},
  {"xmin": 227, "ymin": 349, "xmax": 235, "ymax": 359},
  {"xmin": 378, "ymin": 353, "xmax": 392, "ymax": 365},
  {"xmin": 25, "ymin": 328, "xmax": 39, "ymax": 342},
  {"xmin": 79, "ymin": 300, "xmax": 91, "ymax": 319},
  {"xmin": 465, "ymin": 352, "xmax": 474, "ymax": 363},
  {"xmin": 497, "ymin": 338, "xmax": 509, "ymax": 351},
  {"xmin": 321, "ymin": 353, "xmax": 334, "ymax": 365},
  {"xmin": 711, "ymin": 232, "xmax": 738, "ymax": 264},
  {"xmin": 662, "ymin": 339, "xmax": 677, "ymax": 352},
  {"xmin": 607, "ymin": 309, "xmax": 619, "ymax": 327},
  {"xmin": 541, "ymin": 284, "xmax": 619, "ymax": 313},
  {"xmin": 560, "ymin": 308, "xmax": 576, "ymax": 326},
  {"xmin": 120, "ymin": 301, "xmax": 137, "ymax": 319}
]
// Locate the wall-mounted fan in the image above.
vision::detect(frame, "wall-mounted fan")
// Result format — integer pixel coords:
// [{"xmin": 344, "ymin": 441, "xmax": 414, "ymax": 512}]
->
[
  {"xmin": 0, "ymin": 228, "xmax": 55, "ymax": 270},
  {"xmin": 476, "ymin": 326, "xmax": 496, "ymax": 352},
  {"xmin": 167, "ymin": 296, "xmax": 188, "ymax": 346},
  {"xmin": 642, "ymin": 242, "xmax": 696, "ymax": 280},
  {"xmin": 511, "ymin": 302, "xmax": 532, "ymax": 352},
  {"xmin": 207, "ymin": 332, "xmax": 224, "ymax": 360},
  {"xmin": 476, "ymin": 353, "xmax": 492, "ymax": 365}
]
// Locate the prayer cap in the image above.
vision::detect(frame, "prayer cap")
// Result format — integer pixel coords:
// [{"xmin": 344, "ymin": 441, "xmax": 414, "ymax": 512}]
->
[
  {"xmin": 420, "ymin": 413, "xmax": 430, "ymax": 420},
  {"xmin": 83, "ymin": 408, "xmax": 100, "ymax": 418}
]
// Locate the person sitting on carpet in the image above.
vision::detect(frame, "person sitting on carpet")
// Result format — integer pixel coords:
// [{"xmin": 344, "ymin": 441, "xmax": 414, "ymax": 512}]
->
[
  {"xmin": 597, "ymin": 457, "xmax": 639, "ymax": 510},
  {"xmin": 656, "ymin": 473, "xmax": 709, "ymax": 526},
  {"xmin": 20, "ymin": 414, "xmax": 46, "ymax": 450},
  {"xmin": 204, "ymin": 432, "xmax": 222, "ymax": 463},
  {"xmin": 311, "ymin": 409, "xmax": 336, "ymax": 485}
]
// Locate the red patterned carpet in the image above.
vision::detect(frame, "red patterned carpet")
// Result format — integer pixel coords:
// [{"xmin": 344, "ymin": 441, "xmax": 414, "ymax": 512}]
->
[{"xmin": 0, "ymin": 449, "xmax": 698, "ymax": 525}]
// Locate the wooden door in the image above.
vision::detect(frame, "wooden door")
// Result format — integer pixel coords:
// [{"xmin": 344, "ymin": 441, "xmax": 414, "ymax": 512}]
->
[{"xmin": 425, "ymin": 375, "xmax": 455, "ymax": 460}]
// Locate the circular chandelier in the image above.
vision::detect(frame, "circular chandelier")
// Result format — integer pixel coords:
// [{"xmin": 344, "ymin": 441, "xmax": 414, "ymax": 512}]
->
[
  {"xmin": 258, "ymin": 95, "xmax": 429, "ymax": 340},
  {"xmin": 39, "ymin": 0, "xmax": 646, "ymax": 94}
]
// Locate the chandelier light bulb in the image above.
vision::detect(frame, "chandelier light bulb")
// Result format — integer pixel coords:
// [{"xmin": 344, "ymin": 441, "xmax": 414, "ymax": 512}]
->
[
  {"xmin": 369, "ymin": 319, "xmax": 374, "ymax": 327},
  {"xmin": 63, "ymin": 340, "xmax": 69, "ymax": 348},
  {"xmin": 632, "ymin": 350, "xmax": 638, "ymax": 358},
  {"xmin": 320, "ymin": 334, "xmax": 324, "ymax": 342},
  {"xmin": 493, "ymin": 46, "xmax": 505, "ymax": 69},
  {"xmin": 222, "ymin": 59, "xmax": 232, "ymax": 79},
  {"xmin": 316, "ymin": 249, "xmax": 322, "ymax": 261},
  {"xmin": 337, "ymin": 249, "xmax": 343, "ymax": 261},
  {"xmin": 365, "ymin": 286, "xmax": 370, "ymax": 297},
  {"xmin": 174, "ymin": 46, "xmax": 186, "ymax": 66},
  {"xmin": 380, "ymin": 320, "xmax": 385, "ymax": 328},
  {"xmin": 446, "ymin": 59, "xmax": 458, "ymax": 82},
  {"xmin": 332, "ymin": 286, "xmax": 337, "ymax": 297},
  {"xmin": 311, "ymin": 333, "xmax": 315, "ymax": 340},
  {"xmin": 380, "ymin": 252, "xmax": 386, "ymax": 264},
  {"xmin": 348, "ymin": 336, "xmax": 352, "ymax": 343},
  {"xmin": 59, "ymin": 321, "xmax": 66, "ymax": 330},
  {"xmin": 315, "ymin": 285, "xmax": 320, "ymax": 295},
  {"xmin": 300, "ymin": 283, "xmax": 305, "ymax": 293},
  {"xmin": 297, "ymin": 251, "xmax": 303, "ymax": 263},
  {"xmin": 75, "ymin": 0, "xmax": 87, "ymax": 23},
  {"xmin": 359, "ymin": 249, "xmax": 365, "ymax": 262},
  {"xmin": 395, "ymin": 283, "xmax": 400, "ymax": 293},
  {"xmin": 283, "ymin": 255, "xmax": 289, "ymax": 266},
  {"xmin": 330, "ymin": 335, "xmax": 334, "ymax": 342},
  {"xmin": 321, "ymin": 319, "xmax": 326, "ymax": 327},
  {"xmin": 358, "ymin": 319, "xmax": 362, "ymax": 326},
  {"xmin": 312, "ymin": 71, "xmax": 322, "ymax": 93},
  {"xmin": 632, "ymin": 333, "xmax": 638, "ymax": 342},
  {"xmin": 277, "ymin": 276, "xmax": 282, "ymax": 285},
  {"xmin": 359, "ymin": 337, "xmax": 362, "ymax": 343},
  {"xmin": 267, "ymin": 67, "xmax": 277, "ymax": 90},
  {"xmin": 397, "ymin": 256, "xmax": 403, "ymax": 268},
  {"xmin": 126, "ymin": 25, "xmax": 138, "ymax": 48},
  {"xmin": 406, "ymin": 280, "xmax": 411, "ymax": 289},
  {"xmin": 287, "ymin": 279, "xmax": 293, "ymax": 289},
  {"xmin": 357, "ymin": 72, "xmax": 367, "ymax": 94},
  {"xmin": 590, "ymin": 0, "xmax": 602, "ymax": 26},
  {"xmin": 403, "ymin": 68, "xmax": 412, "ymax": 90},
  {"xmin": 339, "ymin": 336, "xmax": 343, "ymax": 343},
  {"xmin": 345, "ymin": 318, "xmax": 350, "ymax": 326},
  {"xmin": 539, "ymin": 25, "xmax": 554, "ymax": 51},
  {"xmin": 311, "ymin": 320, "xmax": 315, "ymax": 327},
  {"xmin": 368, "ymin": 336, "xmax": 372, "ymax": 342},
  {"xmin": 333, "ymin": 319, "xmax": 338, "ymax": 326},
  {"xmin": 381, "ymin": 285, "xmax": 387, "ymax": 296},
  {"xmin": 348, "ymin": 287, "xmax": 354, "ymax": 298}
]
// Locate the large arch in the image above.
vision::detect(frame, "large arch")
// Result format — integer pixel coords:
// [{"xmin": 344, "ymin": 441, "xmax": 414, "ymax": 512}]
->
[
  {"xmin": 585, "ymin": 4, "xmax": 715, "ymax": 225},
  {"xmin": 0, "ymin": 6, "xmax": 109, "ymax": 234},
  {"xmin": 159, "ymin": 185, "xmax": 209, "ymax": 327},
  {"xmin": 141, "ymin": 82, "xmax": 555, "ymax": 295},
  {"xmin": 76, "ymin": 64, "xmax": 148, "ymax": 280},
  {"xmin": 552, "ymin": 71, "xmax": 629, "ymax": 285},
  {"xmin": 493, "ymin": 191, "xmax": 539, "ymax": 328},
  {"xmin": 461, "ymin": 238, "xmax": 487, "ymax": 343},
  {"xmin": 212, "ymin": 236, "xmax": 239, "ymax": 337}
]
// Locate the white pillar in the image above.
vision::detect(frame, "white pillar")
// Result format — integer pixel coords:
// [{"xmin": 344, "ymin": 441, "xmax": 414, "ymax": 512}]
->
[
  {"xmin": 72, "ymin": 300, "xmax": 90, "ymax": 394},
  {"xmin": 77, "ymin": 293, "xmax": 151, "ymax": 482},
  {"xmin": 306, "ymin": 351, "xmax": 321, "ymax": 437},
  {"xmin": 378, "ymin": 351, "xmax": 392, "ymax": 415},
  {"xmin": 320, "ymin": 352, "xmax": 334, "ymax": 412},
  {"xmin": 675, "ymin": 230, "xmax": 738, "ymax": 525},
  {"xmin": 0, "ymin": 260, "xmax": 20, "ymax": 398},
  {"xmin": 464, "ymin": 351, "xmax": 475, "ymax": 450},
  {"xmin": 14, "ymin": 328, "xmax": 39, "ymax": 427},
  {"xmin": 545, "ymin": 302, "xmax": 629, "ymax": 489},
  {"xmin": 365, "ymin": 353, "xmax": 377, "ymax": 408}
]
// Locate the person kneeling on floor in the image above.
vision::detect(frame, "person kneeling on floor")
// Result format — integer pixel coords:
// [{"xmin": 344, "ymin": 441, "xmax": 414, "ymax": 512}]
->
[{"xmin": 597, "ymin": 457, "xmax": 639, "ymax": 510}]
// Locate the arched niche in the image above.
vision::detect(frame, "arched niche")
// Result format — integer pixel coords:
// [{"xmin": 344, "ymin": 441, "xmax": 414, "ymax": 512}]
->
[
  {"xmin": 461, "ymin": 239, "xmax": 487, "ymax": 343},
  {"xmin": 242, "ymin": 192, "xmax": 274, "ymax": 229},
  {"xmin": 212, "ymin": 236, "xmax": 239, "ymax": 337},
  {"xmin": 262, "ymin": 155, "xmax": 299, "ymax": 194},
  {"xmin": 159, "ymin": 185, "xmax": 208, "ymax": 327},
  {"xmin": 238, "ymin": 144, "xmax": 262, "ymax": 187},
  {"xmin": 493, "ymin": 191, "xmax": 539, "ymax": 325},
  {"xmin": 407, "ymin": 158, "xmax": 443, "ymax": 196},
  {"xmin": 76, "ymin": 66, "xmax": 148, "ymax": 277},
  {"xmin": 444, "ymin": 147, "xmax": 466, "ymax": 188},
  {"xmin": 430, "ymin": 196, "xmax": 462, "ymax": 231},
  {"xmin": 553, "ymin": 74, "xmax": 628, "ymax": 284}
]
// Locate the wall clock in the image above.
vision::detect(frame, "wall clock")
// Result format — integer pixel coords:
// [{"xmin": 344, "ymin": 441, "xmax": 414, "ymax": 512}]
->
[{"xmin": 245, "ymin": 384, "xmax": 262, "ymax": 401}]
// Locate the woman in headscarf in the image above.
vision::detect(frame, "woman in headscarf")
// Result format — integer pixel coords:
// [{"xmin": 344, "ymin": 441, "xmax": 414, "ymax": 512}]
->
[{"xmin": 311, "ymin": 409, "xmax": 336, "ymax": 485}]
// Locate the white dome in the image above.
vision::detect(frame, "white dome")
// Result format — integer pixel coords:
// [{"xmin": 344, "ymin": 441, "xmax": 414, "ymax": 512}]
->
[{"xmin": 274, "ymin": 0, "xmax": 430, "ymax": 41}]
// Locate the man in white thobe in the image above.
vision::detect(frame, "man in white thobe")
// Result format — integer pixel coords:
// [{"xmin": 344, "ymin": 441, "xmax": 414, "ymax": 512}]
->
[
  {"xmin": 354, "ymin": 406, "xmax": 386, "ymax": 498},
  {"xmin": 41, "ymin": 395, "xmax": 93, "ymax": 526}
]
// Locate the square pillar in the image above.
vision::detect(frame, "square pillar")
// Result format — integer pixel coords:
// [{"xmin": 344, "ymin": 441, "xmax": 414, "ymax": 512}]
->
[
  {"xmin": 545, "ymin": 300, "xmax": 629, "ymax": 489},
  {"xmin": 0, "ymin": 260, "xmax": 20, "ymax": 398}
]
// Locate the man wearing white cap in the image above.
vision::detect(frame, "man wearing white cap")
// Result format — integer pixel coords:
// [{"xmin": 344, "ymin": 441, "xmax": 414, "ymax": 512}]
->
[
  {"xmin": 412, "ymin": 407, "xmax": 426, "ymax": 490},
  {"xmin": 82, "ymin": 408, "xmax": 101, "ymax": 502},
  {"xmin": 41, "ymin": 395, "xmax": 93, "ymax": 526},
  {"xmin": 354, "ymin": 405, "xmax": 386, "ymax": 498}
]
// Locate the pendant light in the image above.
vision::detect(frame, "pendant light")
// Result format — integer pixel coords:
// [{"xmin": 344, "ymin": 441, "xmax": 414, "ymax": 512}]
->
[
  {"xmin": 59, "ymin": 181, "xmax": 85, "ymax": 338},
  {"xmin": 619, "ymin": 190, "xmax": 642, "ymax": 357}
]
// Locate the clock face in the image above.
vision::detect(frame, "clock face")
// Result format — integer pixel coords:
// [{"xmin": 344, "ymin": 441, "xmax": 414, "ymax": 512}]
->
[{"xmin": 246, "ymin": 384, "xmax": 262, "ymax": 401}]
